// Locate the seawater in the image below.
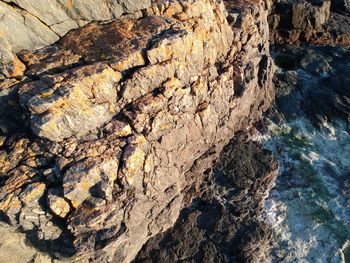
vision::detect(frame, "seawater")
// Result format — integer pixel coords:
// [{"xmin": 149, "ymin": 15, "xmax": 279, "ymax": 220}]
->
[{"xmin": 254, "ymin": 118, "xmax": 350, "ymax": 262}]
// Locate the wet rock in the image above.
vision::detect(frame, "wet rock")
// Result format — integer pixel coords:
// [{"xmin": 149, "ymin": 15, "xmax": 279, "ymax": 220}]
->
[
  {"xmin": 332, "ymin": 0, "xmax": 350, "ymax": 13},
  {"xmin": 272, "ymin": 44, "xmax": 350, "ymax": 124}
]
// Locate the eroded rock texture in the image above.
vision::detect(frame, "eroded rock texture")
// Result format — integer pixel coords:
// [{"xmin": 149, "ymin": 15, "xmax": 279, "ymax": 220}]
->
[
  {"xmin": 273, "ymin": 44, "xmax": 350, "ymax": 125},
  {"xmin": 0, "ymin": 0, "xmax": 275, "ymax": 262},
  {"xmin": 269, "ymin": 0, "xmax": 350, "ymax": 44},
  {"xmin": 0, "ymin": 0, "xmax": 151, "ymax": 78},
  {"xmin": 134, "ymin": 135, "xmax": 278, "ymax": 263}
]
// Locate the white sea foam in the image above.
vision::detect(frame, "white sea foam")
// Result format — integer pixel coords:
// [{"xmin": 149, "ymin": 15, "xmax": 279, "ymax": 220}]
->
[{"xmin": 255, "ymin": 118, "xmax": 350, "ymax": 262}]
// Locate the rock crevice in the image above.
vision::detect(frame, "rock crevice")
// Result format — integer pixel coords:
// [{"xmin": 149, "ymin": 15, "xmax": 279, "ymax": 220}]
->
[{"xmin": 0, "ymin": 0, "xmax": 275, "ymax": 262}]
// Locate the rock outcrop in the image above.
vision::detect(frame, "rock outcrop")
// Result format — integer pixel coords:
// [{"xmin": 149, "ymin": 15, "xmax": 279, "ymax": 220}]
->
[
  {"xmin": 0, "ymin": 0, "xmax": 275, "ymax": 262},
  {"xmin": 259, "ymin": 44, "xmax": 350, "ymax": 262},
  {"xmin": 0, "ymin": 0, "xmax": 151, "ymax": 78},
  {"xmin": 272, "ymin": 44, "xmax": 350, "ymax": 125},
  {"xmin": 269, "ymin": 0, "xmax": 350, "ymax": 45},
  {"xmin": 134, "ymin": 135, "xmax": 278, "ymax": 263}
]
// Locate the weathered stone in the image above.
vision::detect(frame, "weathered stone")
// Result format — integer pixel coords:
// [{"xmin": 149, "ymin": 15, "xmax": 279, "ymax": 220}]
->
[
  {"xmin": 19, "ymin": 182, "xmax": 46, "ymax": 206},
  {"xmin": 103, "ymin": 120, "xmax": 133, "ymax": 138},
  {"xmin": 134, "ymin": 135, "xmax": 278, "ymax": 263},
  {"xmin": 122, "ymin": 144, "xmax": 146, "ymax": 190},
  {"xmin": 269, "ymin": 0, "xmax": 350, "ymax": 45},
  {"xmin": 3, "ymin": 0, "xmax": 78, "ymax": 34},
  {"xmin": 47, "ymin": 188, "xmax": 71, "ymax": 218},
  {"xmin": 0, "ymin": 0, "xmax": 275, "ymax": 262},
  {"xmin": 18, "ymin": 16, "xmax": 169, "ymax": 76},
  {"xmin": 19, "ymin": 63, "xmax": 121, "ymax": 142},
  {"xmin": 0, "ymin": 222, "xmax": 52, "ymax": 263},
  {"xmin": 0, "ymin": 0, "xmax": 154, "ymax": 77},
  {"xmin": 63, "ymin": 156, "xmax": 119, "ymax": 208}
]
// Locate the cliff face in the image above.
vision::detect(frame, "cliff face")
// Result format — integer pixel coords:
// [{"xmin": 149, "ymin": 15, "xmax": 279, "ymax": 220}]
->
[{"xmin": 0, "ymin": 0, "xmax": 275, "ymax": 262}]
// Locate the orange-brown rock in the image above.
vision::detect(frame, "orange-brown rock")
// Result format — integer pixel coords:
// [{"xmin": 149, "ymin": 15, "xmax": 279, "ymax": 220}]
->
[{"xmin": 0, "ymin": 0, "xmax": 275, "ymax": 262}]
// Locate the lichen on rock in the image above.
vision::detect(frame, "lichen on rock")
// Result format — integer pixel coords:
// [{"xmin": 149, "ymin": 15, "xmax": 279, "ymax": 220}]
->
[{"xmin": 0, "ymin": 0, "xmax": 275, "ymax": 262}]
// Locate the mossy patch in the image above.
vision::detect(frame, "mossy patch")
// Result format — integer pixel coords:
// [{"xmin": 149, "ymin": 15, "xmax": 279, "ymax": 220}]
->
[
  {"xmin": 269, "ymin": 124, "xmax": 313, "ymax": 150},
  {"xmin": 298, "ymin": 159, "xmax": 330, "ymax": 200},
  {"xmin": 310, "ymin": 205, "xmax": 349, "ymax": 245}
]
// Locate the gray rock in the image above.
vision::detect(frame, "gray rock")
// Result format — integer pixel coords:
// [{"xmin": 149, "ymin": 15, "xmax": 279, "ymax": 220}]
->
[
  {"xmin": 0, "ymin": 0, "xmax": 275, "ymax": 262},
  {"xmin": 0, "ymin": 1, "xmax": 59, "ymax": 53},
  {"xmin": 0, "ymin": 0, "xmax": 153, "ymax": 77},
  {"xmin": 19, "ymin": 63, "xmax": 121, "ymax": 142},
  {"xmin": 3, "ymin": 0, "xmax": 78, "ymax": 34},
  {"xmin": 63, "ymin": 156, "xmax": 119, "ymax": 208},
  {"xmin": 117, "ymin": 0, "xmax": 151, "ymax": 13}
]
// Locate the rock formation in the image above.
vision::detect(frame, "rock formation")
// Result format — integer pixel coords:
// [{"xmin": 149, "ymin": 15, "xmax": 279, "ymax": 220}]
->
[
  {"xmin": 134, "ymin": 135, "xmax": 278, "ymax": 263},
  {"xmin": 0, "ymin": 0, "xmax": 151, "ymax": 78},
  {"xmin": 272, "ymin": 44, "xmax": 350, "ymax": 125},
  {"xmin": 0, "ymin": 0, "xmax": 275, "ymax": 262},
  {"xmin": 269, "ymin": 0, "xmax": 350, "ymax": 44}
]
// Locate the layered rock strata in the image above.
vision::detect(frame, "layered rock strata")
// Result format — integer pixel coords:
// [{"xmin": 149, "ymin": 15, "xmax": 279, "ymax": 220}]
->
[{"xmin": 0, "ymin": 0, "xmax": 275, "ymax": 262}]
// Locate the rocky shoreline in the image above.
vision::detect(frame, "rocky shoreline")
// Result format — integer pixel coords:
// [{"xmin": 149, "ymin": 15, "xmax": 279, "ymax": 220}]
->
[
  {"xmin": 0, "ymin": 0, "xmax": 349, "ymax": 262},
  {"xmin": 259, "ymin": 44, "xmax": 350, "ymax": 262}
]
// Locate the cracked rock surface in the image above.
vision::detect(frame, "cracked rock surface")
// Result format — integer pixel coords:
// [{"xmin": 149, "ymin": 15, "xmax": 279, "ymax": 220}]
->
[
  {"xmin": 269, "ymin": 0, "xmax": 350, "ymax": 45},
  {"xmin": 0, "ymin": 0, "xmax": 151, "ymax": 78},
  {"xmin": 134, "ymin": 134, "xmax": 278, "ymax": 263},
  {"xmin": 0, "ymin": 0, "xmax": 275, "ymax": 262}
]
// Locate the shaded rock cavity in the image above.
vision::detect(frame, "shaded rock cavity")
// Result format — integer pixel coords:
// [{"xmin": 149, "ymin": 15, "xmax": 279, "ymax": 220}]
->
[{"xmin": 134, "ymin": 135, "xmax": 278, "ymax": 263}]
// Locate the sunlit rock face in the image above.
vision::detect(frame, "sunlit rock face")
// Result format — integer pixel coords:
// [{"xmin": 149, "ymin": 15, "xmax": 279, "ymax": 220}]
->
[
  {"xmin": 0, "ymin": 0, "xmax": 275, "ymax": 262},
  {"xmin": 0, "ymin": 0, "xmax": 151, "ymax": 78}
]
